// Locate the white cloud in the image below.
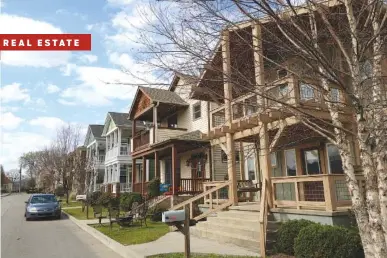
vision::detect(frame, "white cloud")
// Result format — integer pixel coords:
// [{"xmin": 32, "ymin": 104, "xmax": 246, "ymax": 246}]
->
[
  {"xmin": 0, "ymin": 14, "xmax": 71, "ymax": 68},
  {"xmin": 0, "ymin": 132, "xmax": 52, "ymax": 169},
  {"xmin": 106, "ymin": 0, "xmax": 134, "ymax": 6},
  {"xmin": 60, "ymin": 63, "xmax": 156, "ymax": 106},
  {"xmin": 0, "ymin": 83, "xmax": 30, "ymax": 103},
  {"xmin": 0, "ymin": 112, "xmax": 24, "ymax": 130},
  {"xmin": 46, "ymin": 83, "xmax": 61, "ymax": 94},
  {"xmin": 60, "ymin": 63, "xmax": 77, "ymax": 76},
  {"xmin": 57, "ymin": 99, "xmax": 77, "ymax": 106},
  {"xmin": 29, "ymin": 116, "xmax": 66, "ymax": 130},
  {"xmin": 55, "ymin": 9, "xmax": 87, "ymax": 20},
  {"xmin": 78, "ymin": 54, "xmax": 98, "ymax": 64}
]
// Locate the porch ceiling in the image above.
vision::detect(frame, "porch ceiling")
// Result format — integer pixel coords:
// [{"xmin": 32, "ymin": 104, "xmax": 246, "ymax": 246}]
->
[{"xmin": 135, "ymin": 102, "xmax": 188, "ymax": 122}]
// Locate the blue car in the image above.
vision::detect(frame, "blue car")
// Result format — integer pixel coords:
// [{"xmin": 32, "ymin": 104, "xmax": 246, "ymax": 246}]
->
[{"xmin": 25, "ymin": 194, "xmax": 62, "ymax": 221}]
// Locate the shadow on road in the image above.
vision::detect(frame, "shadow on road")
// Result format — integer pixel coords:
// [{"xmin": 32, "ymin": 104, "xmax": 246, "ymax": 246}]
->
[{"xmin": 26, "ymin": 212, "xmax": 70, "ymax": 221}]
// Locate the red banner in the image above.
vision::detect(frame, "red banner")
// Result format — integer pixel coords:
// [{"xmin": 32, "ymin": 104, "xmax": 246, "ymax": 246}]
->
[{"xmin": 0, "ymin": 34, "xmax": 92, "ymax": 51}]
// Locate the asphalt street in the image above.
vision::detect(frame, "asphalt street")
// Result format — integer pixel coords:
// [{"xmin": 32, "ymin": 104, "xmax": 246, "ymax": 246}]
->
[{"xmin": 1, "ymin": 193, "xmax": 123, "ymax": 258}]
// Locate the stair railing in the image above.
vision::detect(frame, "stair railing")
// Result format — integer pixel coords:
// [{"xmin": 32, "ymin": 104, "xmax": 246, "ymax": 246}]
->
[
  {"xmin": 259, "ymin": 179, "xmax": 269, "ymax": 257},
  {"xmin": 170, "ymin": 181, "xmax": 233, "ymax": 221}
]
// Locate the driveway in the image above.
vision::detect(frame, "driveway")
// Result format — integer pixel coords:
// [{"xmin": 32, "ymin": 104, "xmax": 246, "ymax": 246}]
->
[{"xmin": 1, "ymin": 193, "xmax": 124, "ymax": 258}]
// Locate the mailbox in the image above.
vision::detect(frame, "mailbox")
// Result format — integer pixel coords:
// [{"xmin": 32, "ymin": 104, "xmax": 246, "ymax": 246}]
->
[{"xmin": 162, "ymin": 210, "xmax": 185, "ymax": 223}]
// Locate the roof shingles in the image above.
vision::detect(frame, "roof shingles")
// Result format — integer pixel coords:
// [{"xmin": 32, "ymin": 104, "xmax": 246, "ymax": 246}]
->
[
  {"xmin": 140, "ymin": 87, "xmax": 188, "ymax": 106},
  {"xmin": 89, "ymin": 124, "xmax": 104, "ymax": 138}
]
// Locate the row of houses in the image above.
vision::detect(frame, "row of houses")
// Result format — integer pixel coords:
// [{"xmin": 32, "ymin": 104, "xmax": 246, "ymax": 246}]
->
[{"xmin": 77, "ymin": 2, "xmax": 380, "ymax": 253}]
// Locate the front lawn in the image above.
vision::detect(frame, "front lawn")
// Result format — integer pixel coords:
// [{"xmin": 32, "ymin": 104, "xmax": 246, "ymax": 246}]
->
[
  {"xmin": 63, "ymin": 207, "xmax": 98, "ymax": 220},
  {"xmin": 91, "ymin": 221, "xmax": 169, "ymax": 245},
  {"xmin": 147, "ymin": 254, "xmax": 257, "ymax": 258},
  {"xmin": 58, "ymin": 198, "xmax": 83, "ymax": 208}
]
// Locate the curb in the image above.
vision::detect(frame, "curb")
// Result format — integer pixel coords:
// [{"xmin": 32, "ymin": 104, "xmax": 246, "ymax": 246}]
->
[
  {"xmin": 63, "ymin": 211, "xmax": 143, "ymax": 258},
  {"xmin": 0, "ymin": 192, "xmax": 12, "ymax": 198}
]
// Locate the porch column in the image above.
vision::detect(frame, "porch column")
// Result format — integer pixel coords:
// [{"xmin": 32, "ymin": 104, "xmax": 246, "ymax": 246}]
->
[
  {"xmin": 172, "ymin": 145, "xmax": 178, "ymax": 195},
  {"xmin": 142, "ymin": 157, "xmax": 146, "ymax": 195},
  {"xmin": 104, "ymin": 167, "xmax": 107, "ymax": 184},
  {"xmin": 259, "ymin": 128, "xmax": 273, "ymax": 208},
  {"xmin": 132, "ymin": 119, "xmax": 136, "ymax": 151},
  {"xmin": 239, "ymin": 142, "xmax": 245, "ymax": 180},
  {"xmin": 153, "ymin": 105, "xmax": 158, "ymax": 143},
  {"xmin": 155, "ymin": 151, "xmax": 160, "ymax": 178},
  {"xmin": 222, "ymin": 29, "xmax": 238, "ymax": 205},
  {"xmin": 132, "ymin": 158, "xmax": 137, "ymax": 189},
  {"xmin": 117, "ymin": 162, "xmax": 120, "ymax": 182},
  {"xmin": 117, "ymin": 129, "xmax": 122, "ymax": 154}
]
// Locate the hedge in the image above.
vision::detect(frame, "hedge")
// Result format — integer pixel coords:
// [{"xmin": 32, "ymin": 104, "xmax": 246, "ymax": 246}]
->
[
  {"xmin": 274, "ymin": 219, "xmax": 317, "ymax": 255},
  {"xmin": 120, "ymin": 192, "xmax": 143, "ymax": 211},
  {"xmin": 294, "ymin": 223, "xmax": 364, "ymax": 258}
]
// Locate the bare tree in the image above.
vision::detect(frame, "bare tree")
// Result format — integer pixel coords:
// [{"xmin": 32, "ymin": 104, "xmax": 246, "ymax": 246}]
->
[{"xmin": 121, "ymin": 0, "xmax": 387, "ymax": 256}]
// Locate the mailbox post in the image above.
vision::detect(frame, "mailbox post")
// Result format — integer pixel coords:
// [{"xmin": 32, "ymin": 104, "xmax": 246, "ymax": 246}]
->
[{"xmin": 162, "ymin": 205, "xmax": 191, "ymax": 258}]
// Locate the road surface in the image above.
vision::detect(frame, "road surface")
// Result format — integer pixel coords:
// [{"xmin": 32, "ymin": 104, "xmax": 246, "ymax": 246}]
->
[{"xmin": 1, "ymin": 193, "xmax": 123, "ymax": 258}]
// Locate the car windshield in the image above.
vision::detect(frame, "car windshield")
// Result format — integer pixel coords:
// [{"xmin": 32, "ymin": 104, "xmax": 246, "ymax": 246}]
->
[{"xmin": 30, "ymin": 195, "xmax": 57, "ymax": 204}]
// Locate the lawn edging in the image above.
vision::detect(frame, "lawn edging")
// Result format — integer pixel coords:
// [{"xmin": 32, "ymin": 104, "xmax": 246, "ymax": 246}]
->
[{"xmin": 63, "ymin": 210, "xmax": 142, "ymax": 258}]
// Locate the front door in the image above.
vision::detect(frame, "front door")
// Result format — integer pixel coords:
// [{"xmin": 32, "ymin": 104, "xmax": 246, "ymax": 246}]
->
[{"xmin": 164, "ymin": 159, "xmax": 180, "ymax": 188}]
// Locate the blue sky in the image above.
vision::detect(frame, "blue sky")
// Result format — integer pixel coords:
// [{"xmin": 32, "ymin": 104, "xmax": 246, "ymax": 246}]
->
[{"xmin": 0, "ymin": 0, "xmax": 160, "ymax": 170}]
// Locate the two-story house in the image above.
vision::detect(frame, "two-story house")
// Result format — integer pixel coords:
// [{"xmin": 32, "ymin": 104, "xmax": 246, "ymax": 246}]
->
[
  {"xmin": 129, "ymin": 74, "xmax": 234, "ymax": 198},
  {"xmin": 101, "ymin": 112, "xmax": 144, "ymax": 195},
  {"xmin": 84, "ymin": 124, "xmax": 105, "ymax": 192}
]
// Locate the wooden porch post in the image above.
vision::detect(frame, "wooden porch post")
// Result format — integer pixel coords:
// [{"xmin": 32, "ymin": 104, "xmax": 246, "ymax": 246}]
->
[
  {"xmin": 172, "ymin": 145, "xmax": 178, "ymax": 195},
  {"xmin": 253, "ymin": 22, "xmax": 273, "ymax": 208},
  {"xmin": 222, "ymin": 29, "xmax": 238, "ymax": 205},
  {"xmin": 142, "ymin": 156, "xmax": 146, "ymax": 195},
  {"xmin": 132, "ymin": 158, "xmax": 137, "ymax": 192},
  {"xmin": 155, "ymin": 151, "xmax": 160, "ymax": 178},
  {"xmin": 239, "ymin": 142, "xmax": 245, "ymax": 180}
]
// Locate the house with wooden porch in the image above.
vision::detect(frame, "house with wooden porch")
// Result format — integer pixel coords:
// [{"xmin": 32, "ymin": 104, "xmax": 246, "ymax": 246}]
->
[
  {"xmin": 166, "ymin": 6, "xmax": 367, "ymax": 256},
  {"xmin": 101, "ymin": 112, "xmax": 144, "ymax": 195},
  {"xmin": 128, "ymin": 74, "xmax": 239, "ymax": 200}
]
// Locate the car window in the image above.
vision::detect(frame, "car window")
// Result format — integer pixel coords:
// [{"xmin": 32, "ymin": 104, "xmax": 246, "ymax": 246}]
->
[{"xmin": 30, "ymin": 195, "xmax": 57, "ymax": 204}]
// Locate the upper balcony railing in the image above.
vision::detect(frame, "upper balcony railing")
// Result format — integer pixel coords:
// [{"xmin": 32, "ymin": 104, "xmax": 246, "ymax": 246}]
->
[
  {"xmin": 131, "ymin": 126, "xmax": 188, "ymax": 153},
  {"xmin": 210, "ymin": 75, "xmax": 347, "ymax": 129}
]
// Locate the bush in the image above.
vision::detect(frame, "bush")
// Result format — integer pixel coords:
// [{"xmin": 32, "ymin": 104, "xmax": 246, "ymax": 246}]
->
[
  {"xmin": 69, "ymin": 192, "xmax": 77, "ymax": 201},
  {"xmin": 149, "ymin": 206, "xmax": 168, "ymax": 222},
  {"xmin": 294, "ymin": 223, "xmax": 364, "ymax": 258},
  {"xmin": 120, "ymin": 192, "xmax": 143, "ymax": 211},
  {"xmin": 87, "ymin": 191, "xmax": 102, "ymax": 206},
  {"xmin": 147, "ymin": 178, "xmax": 161, "ymax": 198},
  {"xmin": 54, "ymin": 185, "xmax": 65, "ymax": 197},
  {"xmin": 97, "ymin": 192, "xmax": 119, "ymax": 208},
  {"xmin": 274, "ymin": 219, "xmax": 317, "ymax": 255}
]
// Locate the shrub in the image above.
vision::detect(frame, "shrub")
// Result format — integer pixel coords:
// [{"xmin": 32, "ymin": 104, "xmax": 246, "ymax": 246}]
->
[
  {"xmin": 274, "ymin": 219, "xmax": 317, "ymax": 255},
  {"xmin": 294, "ymin": 223, "xmax": 364, "ymax": 258},
  {"xmin": 120, "ymin": 192, "xmax": 143, "ymax": 211},
  {"xmin": 87, "ymin": 191, "xmax": 102, "ymax": 206},
  {"xmin": 149, "ymin": 206, "xmax": 168, "ymax": 222},
  {"xmin": 147, "ymin": 178, "xmax": 161, "ymax": 198},
  {"xmin": 54, "ymin": 185, "xmax": 65, "ymax": 197},
  {"xmin": 69, "ymin": 192, "xmax": 77, "ymax": 201},
  {"xmin": 96, "ymin": 192, "xmax": 119, "ymax": 208}
]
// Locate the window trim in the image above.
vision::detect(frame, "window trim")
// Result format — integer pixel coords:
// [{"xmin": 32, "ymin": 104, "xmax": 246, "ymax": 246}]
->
[
  {"xmin": 284, "ymin": 149, "xmax": 297, "ymax": 176},
  {"xmin": 192, "ymin": 102, "xmax": 202, "ymax": 120},
  {"xmin": 300, "ymin": 82, "xmax": 315, "ymax": 101}
]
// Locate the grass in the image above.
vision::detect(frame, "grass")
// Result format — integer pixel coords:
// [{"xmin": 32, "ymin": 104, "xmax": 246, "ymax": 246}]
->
[
  {"xmin": 147, "ymin": 254, "xmax": 257, "ymax": 258},
  {"xmin": 63, "ymin": 206, "xmax": 109, "ymax": 220},
  {"xmin": 91, "ymin": 221, "xmax": 169, "ymax": 245}
]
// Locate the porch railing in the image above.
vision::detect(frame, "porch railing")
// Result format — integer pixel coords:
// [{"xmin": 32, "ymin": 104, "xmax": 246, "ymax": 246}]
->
[
  {"xmin": 271, "ymin": 174, "xmax": 365, "ymax": 211},
  {"xmin": 119, "ymin": 183, "xmax": 131, "ymax": 192},
  {"xmin": 132, "ymin": 131, "xmax": 150, "ymax": 152},
  {"xmin": 132, "ymin": 181, "xmax": 150, "ymax": 195},
  {"xmin": 179, "ymin": 178, "xmax": 211, "ymax": 194},
  {"xmin": 170, "ymin": 181, "xmax": 232, "ymax": 221}
]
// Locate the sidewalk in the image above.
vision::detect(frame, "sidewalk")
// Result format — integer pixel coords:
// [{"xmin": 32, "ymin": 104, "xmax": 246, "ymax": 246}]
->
[{"xmin": 64, "ymin": 211, "xmax": 259, "ymax": 258}]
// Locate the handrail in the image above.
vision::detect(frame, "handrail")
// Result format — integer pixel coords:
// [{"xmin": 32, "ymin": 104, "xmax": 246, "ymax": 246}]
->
[
  {"xmin": 170, "ymin": 181, "xmax": 232, "ymax": 220},
  {"xmin": 259, "ymin": 179, "xmax": 268, "ymax": 258}
]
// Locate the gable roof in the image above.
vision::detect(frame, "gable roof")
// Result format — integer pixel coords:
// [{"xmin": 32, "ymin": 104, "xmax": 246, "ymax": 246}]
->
[
  {"xmin": 139, "ymin": 87, "xmax": 188, "ymax": 106},
  {"xmin": 90, "ymin": 124, "xmax": 104, "ymax": 138},
  {"xmin": 108, "ymin": 112, "xmax": 131, "ymax": 127}
]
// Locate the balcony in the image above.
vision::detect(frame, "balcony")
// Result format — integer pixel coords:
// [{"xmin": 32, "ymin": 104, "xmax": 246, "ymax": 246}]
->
[
  {"xmin": 105, "ymin": 144, "xmax": 131, "ymax": 162},
  {"xmin": 132, "ymin": 127, "xmax": 187, "ymax": 153},
  {"xmin": 210, "ymin": 75, "xmax": 349, "ymax": 129}
]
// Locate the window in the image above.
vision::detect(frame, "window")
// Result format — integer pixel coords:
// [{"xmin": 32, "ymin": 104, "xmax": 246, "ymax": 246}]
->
[
  {"xmin": 193, "ymin": 102, "xmax": 201, "ymax": 120},
  {"xmin": 285, "ymin": 149, "xmax": 297, "ymax": 176},
  {"xmin": 300, "ymin": 83, "xmax": 315, "ymax": 100},
  {"xmin": 120, "ymin": 165, "xmax": 127, "ymax": 183},
  {"xmin": 279, "ymin": 84, "xmax": 289, "ymax": 97},
  {"xmin": 277, "ymin": 69, "xmax": 288, "ymax": 79},
  {"xmin": 271, "ymin": 152, "xmax": 277, "ymax": 167},
  {"xmin": 303, "ymin": 149, "xmax": 321, "ymax": 175},
  {"xmin": 327, "ymin": 144, "xmax": 344, "ymax": 174},
  {"xmin": 360, "ymin": 60, "xmax": 373, "ymax": 80},
  {"xmin": 331, "ymin": 88, "xmax": 340, "ymax": 102},
  {"xmin": 246, "ymin": 156, "xmax": 256, "ymax": 180},
  {"xmin": 167, "ymin": 115, "xmax": 178, "ymax": 128}
]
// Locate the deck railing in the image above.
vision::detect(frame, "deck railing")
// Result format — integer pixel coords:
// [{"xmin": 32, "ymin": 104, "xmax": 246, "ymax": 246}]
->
[
  {"xmin": 271, "ymin": 174, "xmax": 365, "ymax": 211},
  {"xmin": 179, "ymin": 178, "xmax": 211, "ymax": 194},
  {"xmin": 259, "ymin": 179, "xmax": 269, "ymax": 258},
  {"xmin": 132, "ymin": 131, "xmax": 150, "ymax": 151}
]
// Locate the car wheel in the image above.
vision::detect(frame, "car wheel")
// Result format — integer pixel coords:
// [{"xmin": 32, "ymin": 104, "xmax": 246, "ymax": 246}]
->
[
  {"xmin": 25, "ymin": 217, "xmax": 30, "ymax": 221},
  {"xmin": 56, "ymin": 214, "xmax": 61, "ymax": 220}
]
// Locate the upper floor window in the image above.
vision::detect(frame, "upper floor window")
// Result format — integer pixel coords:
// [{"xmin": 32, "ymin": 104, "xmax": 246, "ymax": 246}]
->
[
  {"xmin": 330, "ymin": 88, "xmax": 340, "ymax": 103},
  {"xmin": 303, "ymin": 149, "xmax": 321, "ymax": 175},
  {"xmin": 193, "ymin": 102, "xmax": 201, "ymax": 120},
  {"xmin": 360, "ymin": 60, "xmax": 373, "ymax": 80},
  {"xmin": 221, "ymin": 150, "xmax": 240, "ymax": 163},
  {"xmin": 300, "ymin": 83, "xmax": 315, "ymax": 100}
]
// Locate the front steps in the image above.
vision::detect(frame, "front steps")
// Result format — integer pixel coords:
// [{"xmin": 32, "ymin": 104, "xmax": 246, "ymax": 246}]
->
[{"xmin": 190, "ymin": 209, "xmax": 280, "ymax": 253}]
